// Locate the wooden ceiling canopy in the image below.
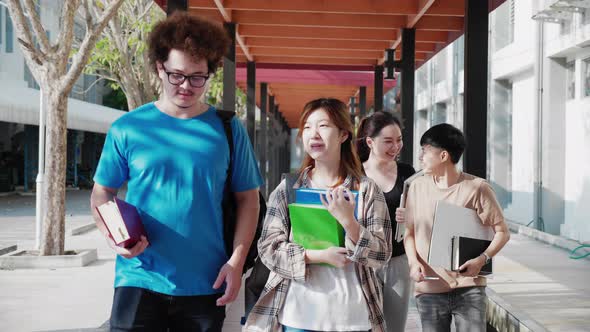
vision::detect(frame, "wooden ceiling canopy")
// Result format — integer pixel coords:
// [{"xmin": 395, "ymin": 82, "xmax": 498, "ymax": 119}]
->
[{"xmin": 155, "ymin": 0, "xmax": 470, "ymax": 128}]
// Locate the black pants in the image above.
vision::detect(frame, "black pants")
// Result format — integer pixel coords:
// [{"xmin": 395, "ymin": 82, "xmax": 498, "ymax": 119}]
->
[{"xmin": 109, "ymin": 287, "xmax": 226, "ymax": 332}]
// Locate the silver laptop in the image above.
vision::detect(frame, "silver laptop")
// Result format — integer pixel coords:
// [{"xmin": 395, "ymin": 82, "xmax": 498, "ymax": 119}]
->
[{"xmin": 427, "ymin": 200, "xmax": 494, "ymax": 270}]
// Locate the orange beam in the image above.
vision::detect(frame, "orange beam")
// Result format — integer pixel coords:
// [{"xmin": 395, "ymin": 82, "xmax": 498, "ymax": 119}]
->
[
  {"xmin": 414, "ymin": 16, "xmax": 463, "ymax": 31},
  {"xmin": 415, "ymin": 42, "xmax": 438, "ymax": 53},
  {"xmin": 233, "ymin": 11, "xmax": 407, "ymax": 29},
  {"xmin": 407, "ymin": 0, "xmax": 436, "ymax": 28},
  {"xmin": 246, "ymin": 56, "xmax": 377, "ymax": 66},
  {"xmin": 188, "ymin": 0, "xmax": 217, "ymax": 9},
  {"xmin": 188, "ymin": 8, "xmax": 225, "ymax": 22},
  {"xmin": 416, "ymin": 30, "xmax": 450, "ymax": 42},
  {"xmin": 270, "ymin": 83, "xmax": 370, "ymax": 90},
  {"xmin": 249, "ymin": 47, "xmax": 383, "ymax": 59},
  {"xmin": 221, "ymin": 0, "xmax": 418, "ymax": 15},
  {"xmin": 246, "ymin": 37, "xmax": 391, "ymax": 51},
  {"xmin": 239, "ymin": 25, "xmax": 397, "ymax": 41},
  {"xmin": 383, "ymin": 0, "xmax": 435, "ymax": 64},
  {"xmin": 426, "ymin": 0, "xmax": 465, "ymax": 16}
]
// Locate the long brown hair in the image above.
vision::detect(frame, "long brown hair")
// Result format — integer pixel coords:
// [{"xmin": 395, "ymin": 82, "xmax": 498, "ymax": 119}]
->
[
  {"xmin": 297, "ymin": 98, "xmax": 363, "ymax": 187},
  {"xmin": 356, "ymin": 111, "xmax": 403, "ymax": 162}
]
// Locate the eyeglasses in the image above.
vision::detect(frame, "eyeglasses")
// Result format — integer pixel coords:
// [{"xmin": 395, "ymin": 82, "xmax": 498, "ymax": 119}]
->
[{"xmin": 161, "ymin": 64, "xmax": 209, "ymax": 88}]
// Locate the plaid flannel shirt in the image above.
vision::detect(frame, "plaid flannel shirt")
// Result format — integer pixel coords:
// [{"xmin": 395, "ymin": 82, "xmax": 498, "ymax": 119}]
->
[{"xmin": 244, "ymin": 169, "xmax": 392, "ymax": 332}]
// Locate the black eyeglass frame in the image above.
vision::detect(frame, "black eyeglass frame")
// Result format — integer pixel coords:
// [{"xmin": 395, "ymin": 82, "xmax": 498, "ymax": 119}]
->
[{"xmin": 161, "ymin": 64, "xmax": 209, "ymax": 88}]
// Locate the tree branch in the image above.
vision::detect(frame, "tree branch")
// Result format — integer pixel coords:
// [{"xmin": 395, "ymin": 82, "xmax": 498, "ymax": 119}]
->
[
  {"xmin": 55, "ymin": 0, "xmax": 79, "ymax": 74},
  {"xmin": 5, "ymin": 0, "xmax": 44, "ymax": 77},
  {"xmin": 64, "ymin": 0, "xmax": 124, "ymax": 92},
  {"xmin": 23, "ymin": 0, "xmax": 50, "ymax": 52},
  {"xmin": 76, "ymin": 75, "xmax": 110, "ymax": 95}
]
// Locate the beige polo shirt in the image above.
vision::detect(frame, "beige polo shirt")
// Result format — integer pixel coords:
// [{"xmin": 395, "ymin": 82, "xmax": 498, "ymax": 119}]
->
[{"xmin": 405, "ymin": 172, "xmax": 505, "ymax": 295}]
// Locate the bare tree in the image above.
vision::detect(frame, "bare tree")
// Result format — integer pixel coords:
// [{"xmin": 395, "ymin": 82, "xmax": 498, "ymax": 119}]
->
[
  {"xmin": 4, "ymin": 0, "xmax": 124, "ymax": 255},
  {"xmin": 82, "ymin": 0, "xmax": 163, "ymax": 110}
]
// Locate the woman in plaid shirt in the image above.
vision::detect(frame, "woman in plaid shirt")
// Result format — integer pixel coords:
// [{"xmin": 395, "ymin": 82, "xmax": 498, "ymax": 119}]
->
[{"xmin": 244, "ymin": 98, "xmax": 392, "ymax": 332}]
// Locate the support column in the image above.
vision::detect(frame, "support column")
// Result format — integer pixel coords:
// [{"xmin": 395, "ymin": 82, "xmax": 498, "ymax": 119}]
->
[
  {"xmin": 259, "ymin": 83, "xmax": 268, "ymax": 197},
  {"xmin": 463, "ymin": 0, "xmax": 488, "ymax": 178},
  {"xmin": 374, "ymin": 65, "xmax": 384, "ymax": 112},
  {"xmin": 400, "ymin": 28, "xmax": 415, "ymax": 165},
  {"xmin": 349, "ymin": 97, "xmax": 356, "ymax": 125},
  {"xmin": 267, "ymin": 95, "xmax": 275, "ymax": 194},
  {"xmin": 166, "ymin": 0, "xmax": 187, "ymax": 15},
  {"xmin": 359, "ymin": 86, "xmax": 367, "ymax": 119},
  {"xmin": 223, "ymin": 22, "xmax": 236, "ymax": 112},
  {"xmin": 246, "ymin": 61, "xmax": 256, "ymax": 144}
]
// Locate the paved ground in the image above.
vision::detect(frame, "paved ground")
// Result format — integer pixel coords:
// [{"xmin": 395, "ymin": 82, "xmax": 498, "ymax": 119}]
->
[
  {"xmin": 488, "ymin": 233, "xmax": 590, "ymax": 332},
  {"xmin": 1, "ymin": 190, "xmax": 589, "ymax": 331},
  {"xmin": 0, "ymin": 190, "xmax": 422, "ymax": 332}
]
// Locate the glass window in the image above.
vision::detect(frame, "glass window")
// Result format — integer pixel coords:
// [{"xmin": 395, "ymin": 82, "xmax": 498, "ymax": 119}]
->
[
  {"xmin": 433, "ymin": 51, "xmax": 447, "ymax": 83},
  {"xmin": 431, "ymin": 103, "xmax": 447, "ymax": 126},
  {"xmin": 584, "ymin": 58, "xmax": 590, "ymax": 98},
  {"xmin": 23, "ymin": 60, "xmax": 39, "ymax": 89},
  {"xmin": 0, "ymin": 7, "xmax": 3, "ymax": 45},
  {"xmin": 457, "ymin": 36, "xmax": 464, "ymax": 72},
  {"xmin": 5, "ymin": 8, "xmax": 13, "ymax": 53},
  {"xmin": 492, "ymin": 0, "xmax": 513, "ymax": 51},
  {"xmin": 566, "ymin": 62, "xmax": 575, "ymax": 99},
  {"xmin": 560, "ymin": 19, "xmax": 571, "ymax": 36}
]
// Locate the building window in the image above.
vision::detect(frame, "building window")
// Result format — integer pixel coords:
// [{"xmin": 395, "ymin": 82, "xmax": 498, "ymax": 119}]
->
[
  {"xmin": 560, "ymin": 19, "xmax": 571, "ymax": 36},
  {"xmin": 584, "ymin": 58, "xmax": 590, "ymax": 98},
  {"xmin": 492, "ymin": 0, "xmax": 514, "ymax": 51},
  {"xmin": 23, "ymin": 60, "xmax": 39, "ymax": 89},
  {"xmin": 5, "ymin": 8, "xmax": 13, "ymax": 53},
  {"xmin": 566, "ymin": 61, "xmax": 576, "ymax": 99},
  {"xmin": 433, "ymin": 51, "xmax": 446, "ymax": 83},
  {"xmin": 0, "ymin": 7, "xmax": 3, "ymax": 45},
  {"xmin": 584, "ymin": 8, "xmax": 590, "ymax": 25},
  {"xmin": 457, "ymin": 36, "xmax": 464, "ymax": 72},
  {"xmin": 431, "ymin": 103, "xmax": 447, "ymax": 126}
]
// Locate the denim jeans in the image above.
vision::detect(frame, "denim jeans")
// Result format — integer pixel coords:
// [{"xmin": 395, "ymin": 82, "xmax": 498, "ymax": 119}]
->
[
  {"xmin": 415, "ymin": 286, "xmax": 486, "ymax": 332},
  {"xmin": 109, "ymin": 287, "xmax": 225, "ymax": 332}
]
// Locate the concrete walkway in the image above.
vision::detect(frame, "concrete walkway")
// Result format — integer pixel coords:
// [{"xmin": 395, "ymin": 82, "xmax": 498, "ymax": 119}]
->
[
  {"xmin": 0, "ymin": 190, "xmax": 588, "ymax": 331},
  {"xmin": 488, "ymin": 232, "xmax": 590, "ymax": 332}
]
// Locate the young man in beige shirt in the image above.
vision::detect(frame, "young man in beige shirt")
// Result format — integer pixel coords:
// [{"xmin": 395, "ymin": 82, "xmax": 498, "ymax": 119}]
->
[{"xmin": 397, "ymin": 123, "xmax": 510, "ymax": 332}]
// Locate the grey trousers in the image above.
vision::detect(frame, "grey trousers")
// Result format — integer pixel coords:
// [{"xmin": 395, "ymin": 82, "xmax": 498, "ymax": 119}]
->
[
  {"xmin": 376, "ymin": 254, "xmax": 412, "ymax": 332},
  {"xmin": 415, "ymin": 286, "xmax": 487, "ymax": 332}
]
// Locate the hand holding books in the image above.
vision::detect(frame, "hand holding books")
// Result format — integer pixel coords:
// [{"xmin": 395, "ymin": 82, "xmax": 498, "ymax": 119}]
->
[
  {"xmin": 319, "ymin": 187, "xmax": 357, "ymax": 227},
  {"xmin": 289, "ymin": 187, "xmax": 359, "ymax": 267},
  {"xmin": 96, "ymin": 197, "xmax": 149, "ymax": 258}
]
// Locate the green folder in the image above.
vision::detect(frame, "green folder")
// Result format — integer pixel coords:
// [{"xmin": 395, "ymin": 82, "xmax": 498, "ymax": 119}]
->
[{"xmin": 288, "ymin": 203, "xmax": 345, "ymax": 250}]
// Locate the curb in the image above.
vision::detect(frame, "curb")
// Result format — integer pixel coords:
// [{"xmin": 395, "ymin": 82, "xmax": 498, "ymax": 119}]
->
[
  {"xmin": 0, "ymin": 249, "xmax": 98, "ymax": 269},
  {"xmin": 69, "ymin": 223, "xmax": 97, "ymax": 236},
  {"xmin": 507, "ymin": 221, "xmax": 590, "ymax": 261},
  {"xmin": 0, "ymin": 243, "xmax": 17, "ymax": 256},
  {"xmin": 486, "ymin": 287, "xmax": 550, "ymax": 332}
]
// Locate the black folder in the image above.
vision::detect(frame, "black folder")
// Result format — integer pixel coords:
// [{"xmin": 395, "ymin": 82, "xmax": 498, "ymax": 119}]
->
[{"xmin": 451, "ymin": 236, "xmax": 492, "ymax": 275}]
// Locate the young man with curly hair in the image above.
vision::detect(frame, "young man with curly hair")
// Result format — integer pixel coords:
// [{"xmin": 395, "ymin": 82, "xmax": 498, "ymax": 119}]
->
[{"xmin": 90, "ymin": 12, "xmax": 263, "ymax": 331}]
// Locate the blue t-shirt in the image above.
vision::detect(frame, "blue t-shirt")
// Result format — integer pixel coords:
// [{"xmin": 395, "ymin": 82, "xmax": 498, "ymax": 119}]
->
[{"xmin": 93, "ymin": 102, "xmax": 263, "ymax": 296}]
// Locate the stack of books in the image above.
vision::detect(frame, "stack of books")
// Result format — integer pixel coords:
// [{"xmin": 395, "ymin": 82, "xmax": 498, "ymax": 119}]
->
[{"xmin": 288, "ymin": 188, "xmax": 358, "ymax": 250}]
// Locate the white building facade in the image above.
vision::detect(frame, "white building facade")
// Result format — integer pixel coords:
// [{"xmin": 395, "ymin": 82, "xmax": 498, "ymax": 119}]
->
[{"xmin": 413, "ymin": 0, "xmax": 590, "ymax": 243}]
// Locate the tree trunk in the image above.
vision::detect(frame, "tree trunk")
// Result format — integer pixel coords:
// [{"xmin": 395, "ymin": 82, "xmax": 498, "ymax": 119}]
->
[{"xmin": 40, "ymin": 90, "xmax": 69, "ymax": 256}]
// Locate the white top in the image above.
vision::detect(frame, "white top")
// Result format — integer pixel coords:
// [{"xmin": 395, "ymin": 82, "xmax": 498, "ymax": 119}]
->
[{"xmin": 278, "ymin": 263, "xmax": 371, "ymax": 331}]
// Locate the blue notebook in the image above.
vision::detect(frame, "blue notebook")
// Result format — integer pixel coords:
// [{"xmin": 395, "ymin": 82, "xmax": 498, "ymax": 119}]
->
[{"xmin": 295, "ymin": 188, "xmax": 359, "ymax": 217}]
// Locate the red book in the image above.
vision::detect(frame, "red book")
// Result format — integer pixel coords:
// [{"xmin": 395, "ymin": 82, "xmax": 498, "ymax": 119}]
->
[{"xmin": 95, "ymin": 197, "xmax": 147, "ymax": 248}]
